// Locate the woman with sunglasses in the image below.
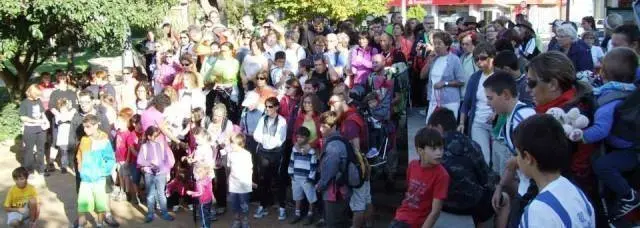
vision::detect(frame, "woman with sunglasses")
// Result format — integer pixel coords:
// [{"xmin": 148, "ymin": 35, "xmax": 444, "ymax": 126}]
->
[
  {"xmin": 252, "ymin": 97, "xmax": 288, "ymax": 220},
  {"xmin": 253, "ymin": 71, "xmax": 278, "ymax": 111},
  {"xmin": 459, "ymin": 42, "xmax": 497, "ymax": 166}
]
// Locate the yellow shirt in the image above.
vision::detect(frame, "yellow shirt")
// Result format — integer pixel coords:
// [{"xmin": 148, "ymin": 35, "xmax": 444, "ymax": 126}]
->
[{"xmin": 3, "ymin": 184, "xmax": 37, "ymax": 208}]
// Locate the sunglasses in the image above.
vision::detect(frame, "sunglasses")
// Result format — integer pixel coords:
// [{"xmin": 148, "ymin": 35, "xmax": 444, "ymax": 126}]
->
[
  {"xmin": 257, "ymin": 77, "xmax": 267, "ymax": 81},
  {"xmin": 180, "ymin": 36, "xmax": 189, "ymax": 39},
  {"xmin": 265, "ymin": 105, "xmax": 276, "ymax": 109},
  {"xmin": 474, "ymin": 55, "xmax": 489, "ymax": 62},
  {"xmin": 527, "ymin": 79, "xmax": 538, "ymax": 89},
  {"xmin": 181, "ymin": 62, "xmax": 191, "ymax": 66}
]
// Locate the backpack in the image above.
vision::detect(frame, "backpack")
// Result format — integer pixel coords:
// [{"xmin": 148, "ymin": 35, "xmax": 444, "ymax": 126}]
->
[
  {"xmin": 611, "ymin": 89, "xmax": 640, "ymax": 150},
  {"xmin": 324, "ymin": 135, "xmax": 369, "ymax": 188}
]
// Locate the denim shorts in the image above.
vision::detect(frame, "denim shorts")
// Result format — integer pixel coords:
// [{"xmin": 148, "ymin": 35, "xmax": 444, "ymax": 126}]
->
[
  {"xmin": 349, "ymin": 180, "xmax": 371, "ymax": 212},
  {"xmin": 228, "ymin": 192, "xmax": 250, "ymax": 214}
]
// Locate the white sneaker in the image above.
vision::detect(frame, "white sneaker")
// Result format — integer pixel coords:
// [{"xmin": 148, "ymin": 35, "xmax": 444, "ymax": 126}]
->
[
  {"xmin": 278, "ymin": 207, "xmax": 286, "ymax": 221},
  {"xmin": 253, "ymin": 206, "xmax": 268, "ymax": 218}
]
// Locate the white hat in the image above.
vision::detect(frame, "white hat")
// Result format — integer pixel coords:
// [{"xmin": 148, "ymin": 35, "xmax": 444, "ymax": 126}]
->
[{"xmin": 241, "ymin": 91, "xmax": 260, "ymax": 107}]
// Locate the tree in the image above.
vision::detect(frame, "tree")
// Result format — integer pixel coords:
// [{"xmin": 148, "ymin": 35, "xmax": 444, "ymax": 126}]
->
[
  {"xmin": 407, "ymin": 6, "xmax": 426, "ymax": 20},
  {"xmin": 0, "ymin": 0, "xmax": 178, "ymax": 100},
  {"xmin": 250, "ymin": 0, "xmax": 388, "ymax": 24}
]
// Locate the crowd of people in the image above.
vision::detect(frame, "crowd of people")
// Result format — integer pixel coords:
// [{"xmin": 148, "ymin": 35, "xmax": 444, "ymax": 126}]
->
[{"xmin": 5, "ymin": 5, "xmax": 640, "ymax": 228}]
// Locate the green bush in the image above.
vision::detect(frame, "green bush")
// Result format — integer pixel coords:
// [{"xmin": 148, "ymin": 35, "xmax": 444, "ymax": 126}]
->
[
  {"xmin": 407, "ymin": 6, "xmax": 427, "ymax": 20},
  {"xmin": 0, "ymin": 88, "xmax": 22, "ymax": 142}
]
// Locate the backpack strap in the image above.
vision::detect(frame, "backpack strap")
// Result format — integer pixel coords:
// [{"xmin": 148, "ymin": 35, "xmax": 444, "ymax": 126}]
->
[{"xmin": 529, "ymin": 191, "xmax": 571, "ymax": 228}]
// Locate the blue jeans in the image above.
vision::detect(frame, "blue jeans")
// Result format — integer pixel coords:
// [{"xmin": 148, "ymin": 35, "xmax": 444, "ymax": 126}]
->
[
  {"xmin": 229, "ymin": 192, "xmax": 250, "ymax": 215},
  {"xmin": 144, "ymin": 173, "xmax": 169, "ymax": 215},
  {"xmin": 197, "ymin": 201, "xmax": 212, "ymax": 228},
  {"xmin": 593, "ymin": 150, "xmax": 639, "ymax": 197}
]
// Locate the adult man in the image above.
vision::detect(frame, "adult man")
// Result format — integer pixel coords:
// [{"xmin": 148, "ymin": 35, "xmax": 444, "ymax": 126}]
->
[
  {"xmin": 411, "ymin": 15, "xmax": 435, "ymax": 60},
  {"xmin": 178, "ymin": 30, "xmax": 194, "ymax": 59},
  {"xmin": 328, "ymin": 94, "xmax": 368, "ymax": 159},
  {"xmin": 310, "ymin": 55, "xmax": 339, "ymax": 104},
  {"xmin": 70, "ymin": 91, "xmax": 119, "ymax": 227},
  {"xmin": 611, "ymin": 24, "xmax": 640, "ymax": 54},
  {"xmin": 140, "ymin": 31, "xmax": 157, "ymax": 78},
  {"xmin": 385, "ymin": 12, "xmax": 403, "ymax": 35},
  {"xmin": 302, "ymin": 16, "xmax": 332, "ymax": 54}
]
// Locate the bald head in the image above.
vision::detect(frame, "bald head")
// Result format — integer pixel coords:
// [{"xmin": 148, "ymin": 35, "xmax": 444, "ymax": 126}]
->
[{"xmin": 372, "ymin": 54, "xmax": 384, "ymax": 72}]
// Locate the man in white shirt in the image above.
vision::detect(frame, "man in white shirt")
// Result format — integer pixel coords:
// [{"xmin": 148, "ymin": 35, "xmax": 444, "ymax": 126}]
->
[{"xmin": 510, "ymin": 115, "xmax": 595, "ymax": 228}]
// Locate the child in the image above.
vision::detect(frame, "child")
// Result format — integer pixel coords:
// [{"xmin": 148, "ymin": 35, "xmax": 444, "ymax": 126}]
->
[
  {"xmin": 4, "ymin": 167, "xmax": 39, "ymax": 228},
  {"xmin": 572, "ymin": 47, "xmax": 640, "ymax": 219},
  {"xmin": 54, "ymin": 98, "xmax": 76, "ymax": 174},
  {"xmin": 187, "ymin": 164, "xmax": 215, "ymax": 228},
  {"xmin": 270, "ymin": 51, "xmax": 292, "ymax": 95},
  {"xmin": 513, "ymin": 114, "xmax": 595, "ymax": 227},
  {"xmin": 390, "ymin": 127, "xmax": 449, "ymax": 228},
  {"xmin": 227, "ymin": 133, "xmax": 253, "ymax": 228},
  {"xmin": 19, "ymin": 84, "xmax": 49, "ymax": 176},
  {"xmin": 287, "ymin": 127, "xmax": 318, "ymax": 225},
  {"xmin": 137, "ymin": 126, "xmax": 175, "ymax": 223},
  {"xmin": 185, "ymin": 127, "xmax": 215, "ymax": 181},
  {"xmin": 166, "ymin": 160, "xmax": 194, "ymax": 212},
  {"xmin": 113, "ymin": 108, "xmax": 134, "ymax": 202},
  {"xmin": 126, "ymin": 114, "xmax": 143, "ymax": 204},
  {"xmin": 76, "ymin": 114, "xmax": 116, "ymax": 228},
  {"xmin": 363, "ymin": 93, "xmax": 387, "ymax": 153}
]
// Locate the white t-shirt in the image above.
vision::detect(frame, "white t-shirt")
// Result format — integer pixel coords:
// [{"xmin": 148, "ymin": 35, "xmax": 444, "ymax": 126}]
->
[
  {"xmin": 429, "ymin": 56, "xmax": 448, "ymax": 101},
  {"xmin": 285, "ymin": 45, "xmax": 306, "ymax": 75},
  {"xmin": 503, "ymin": 101, "xmax": 536, "ymax": 196},
  {"xmin": 474, "ymin": 73, "xmax": 493, "ymax": 124},
  {"xmin": 590, "ymin": 46, "xmax": 605, "ymax": 68},
  {"xmin": 242, "ymin": 54, "xmax": 268, "ymax": 80},
  {"xmin": 520, "ymin": 176, "xmax": 595, "ymax": 228},
  {"xmin": 227, "ymin": 148, "xmax": 253, "ymax": 193}
]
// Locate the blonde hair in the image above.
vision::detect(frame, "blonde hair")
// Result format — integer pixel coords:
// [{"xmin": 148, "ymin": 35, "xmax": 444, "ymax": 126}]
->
[
  {"xmin": 162, "ymin": 87, "xmax": 178, "ymax": 103},
  {"xmin": 212, "ymin": 103, "xmax": 227, "ymax": 119},
  {"xmin": 337, "ymin": 32, "xmax": 350, "ymax": 49},
  {"xmin": 183, "ymin": 71, "xmax": 203, "ymax": 89},
  {"xmin": 94, "ymin": 70, "xmax": 108, "ymax": 80},
  {"xmin": 25, "ymin": 84, "xmax": 42, "ymax": 99},
  {"xmin": 230, "ymin": 133, "xmax": 246, "ymax": 148},
  {"xmin": 56, "ymin": 98, "xmax": 70, "ymax": 110}
]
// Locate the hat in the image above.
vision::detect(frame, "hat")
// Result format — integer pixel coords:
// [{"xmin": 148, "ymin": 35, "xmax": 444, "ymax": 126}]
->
[
  {"xmin": 549, "ymin": 19, "xmax": 564, "ymax": 28},
  {"xmin": 463, "ymin": 16, "xmax": 478, "ymax": 25},
  {"xmin": 241, "ymin": 91, "xmax": 260, "ymax": 107}
]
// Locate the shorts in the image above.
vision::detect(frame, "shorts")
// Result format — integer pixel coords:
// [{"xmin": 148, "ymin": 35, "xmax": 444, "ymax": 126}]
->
[
  {"xmin": 349, "ymin": 180, "xmax": 371, "ymax": 212},
  {"xmin": 129, "ymin": 163, "xmax": 141, "ymax": 184},
  {"xmin": 118, "ymin": 163, "xmax": 130, "ymax": 177},
  {"xmin": 6, "ymin": 205, "xmax": 29, "ymax": 225},
  {"xmin": 228, "ymin": 192, "xmax": 250, "ymax": 215},
  {"xmin": 77, "ymin": 179, "xmax": 109, "ymax": 213},
  {"xmin": 291, "ymin": 177, "xmax": 317, "ymax": 203}
]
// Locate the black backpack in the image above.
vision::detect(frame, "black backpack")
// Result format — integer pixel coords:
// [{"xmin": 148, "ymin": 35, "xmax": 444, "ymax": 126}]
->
[
  {"xmin": 324, "ymin": 135, "xmax": 368, "ymax": 188},
  {"xmin": 611, "ymin": 89, "xmax": 640, "ymax": 151}
]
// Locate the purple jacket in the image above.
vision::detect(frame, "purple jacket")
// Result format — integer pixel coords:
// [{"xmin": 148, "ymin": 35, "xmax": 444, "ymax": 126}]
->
[
  {"xmin": 137, "ymin": 141, "xmax": 175, "ymax": 175},
  {"xmin": 350, "ymin": 46, "xmax": 378, "ymax": 85}
]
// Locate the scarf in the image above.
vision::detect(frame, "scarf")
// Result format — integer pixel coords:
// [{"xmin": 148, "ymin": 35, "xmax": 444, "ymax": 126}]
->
[{"xmin": 535, "ymin": 88, "xmax": 576, "ymax": 113}]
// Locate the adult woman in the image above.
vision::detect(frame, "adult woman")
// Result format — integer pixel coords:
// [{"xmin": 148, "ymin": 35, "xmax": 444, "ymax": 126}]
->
[
  {"xmin": 205, "ymin": 42, "xmax": 241, "ymax": 103},
  {"xmin": 264, "ymin": 30, "xmax": 284, "ymax": 62},
  {"xmin": 392, "ymin": 23, "xmax": 413, "ymax": 61},
  {"xmin": 324, "ymin": 33, "xmax": 349, "ymax": 76},
  {"xmin": 135, "ymin": 82, "xmax": 153, "ymax": 115},
  {"xmin": 278, "ymin": 79, "xmax": 303, "ymax": 133},
  {"xmin": 422, "ymin": 31, "xmax": 465, "ymax": 122},
  {"xmin": 162, "ymin": 23, "xmax": 180, "ymax": 51},
  {"xmin": 178, "ymin": 71, "xmax": 206, "ymax": 118},
  {"xmin": 459, "ymin": 31, "xmax": 479, "ymax": 97},
  {"xmin": 404, "ymin": 18, "xmax": 419, "ymax": 44},
  {"xmin": 555, "ymin": 24, "xmax": 594, "ymax": 72},
  {"xmin": 459, "ymin": 42, "xmax": 497, "ymax": 165},
  {"xmin": 20, "ymin": 84, "xmax": 48, "ymax": 175},
  {"xmin": 161, "ymin": 87, "xmax": 183, "ymax": 139},
  {"xmin": 291, "ymin": 94, "xmax": 323, "ymax": 149},
  {"xmin": 254, "ymin": 71, "xmax": 278, "ymax": 111},
  {"xmin": 312, "ymin": 35, "xmax": 327, "ymax": 56},
  {"xmin": 252, "ymin": 97, "xmax": 288, "ymax": 220},
  {"xmin": 350, "ymin": 32, "xmax": 378, "ymax": 87},
  {"xmin": 581, "ymin": 16, "xmax": 596, "ymax": 34},
  {"xmin": 285, "ymin": 31, "xmax": 307, "ymax": 76},
  {"xmin": 171, "ymin": 53, "xmax": 199, "ymax": 91},
  {"xmin": 241, "ymin": 38, "xmax": 269, "ymax": 90},
  {"xmin": 336, "ymin": 32, "xmax": 351, "ymax": 52},
  {"xmin": 582, "ymin": 31, "xmax": 605, "ymax": 69},
  {"xmin": 206, "ymin": 103, "xmax": 235, "ymax": 215},
  {"xmin": 153, "ymin": 49, "xmax": 182, "ymax": 95}
]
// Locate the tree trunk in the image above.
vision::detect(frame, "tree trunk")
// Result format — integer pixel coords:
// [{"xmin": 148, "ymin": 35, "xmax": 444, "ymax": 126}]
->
[{"xmin": 67, "ymin": 46, "xmax": 75, "ymax": 74}]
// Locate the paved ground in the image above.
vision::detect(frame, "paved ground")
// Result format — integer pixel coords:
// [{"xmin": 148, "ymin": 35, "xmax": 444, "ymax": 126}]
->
[{"xmin": 0, "ymin": 110, "xmax": 421, "ymax": 228}]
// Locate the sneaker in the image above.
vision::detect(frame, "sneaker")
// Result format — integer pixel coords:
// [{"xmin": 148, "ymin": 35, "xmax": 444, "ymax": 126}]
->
[
  {"xmin": 160, "ymin": 212, "xmax": 174, "ymax": 221},
  {"xmin": 104, "ymin": 214, "xmax": 120, "ymax": 227},
  {"xmin": 45, "ymin": 164, "xmax": 56, "ymax": 173},
  {"xmin": 231, "ymin": 220, "xmax": 242, "ymax": 228},
  {"xmin": 303, "ymin": 214, "xmax": 315, "ymax": 225},
  {"xmin": 278, "ymin": 207, "xmax": 287, "ymax": 221},
  {"xmin": 144, "ymin": 214, "xmax": 154, "ymax": 223},
  {"xmin": 187, "ymin": 204, "xmax": 193, "ymax": 211},
  {"xmin": 613, "ymin": 190, "xmax": 640, "ymax": 220},
  {"xmin": 289, "ymin": 215, "xmax": 303, "ymax": 224},
  {"xmin": 172, "ymin": 205, "xmax": 181, "ymax": 212},
  {"xmin": 253, "ymin": 206, "xmax": 268, "ymax": 218}
]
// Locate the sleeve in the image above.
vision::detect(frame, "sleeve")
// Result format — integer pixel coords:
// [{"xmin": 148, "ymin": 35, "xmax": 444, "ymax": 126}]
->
[
  {"xmin": 48, "ymin": 91, "xmax": 58, "ymax": 111},
  {"xmin": 297, "ymin": 46, "xmax": 307, "ymax": 61},
  {"xmin": 342, "ymin": 120, "xmax": 360, "ymax": 141},
  {"xmin": 3, "ymin": 188, "xmax": 13, "ymax": 208},
  {"xmin": 460, "ymin": 74, "xmax": 475, "ymax": 115},
  {"xmin": 583, "ymin": 101, "xmax": 619, "ymax": 143},
  {"xmin": 275, "ymin": 117, "xmax": 288, "ymax": 146},
  {"xmin": 309, "ymin": 150, "xmax": 318, "ymax": 181},
  {"xmin": 101, "ymin": 141, "xmax": 117, "ymax": 176},
  {"xmin": 317, "ymin": 145, "xmax": 341, "ymax": 191},
  {"xmin": 188, "ymin": 182, "xmax": 204, "ymax": 197},
  {"xmin": 253, "ymin": 117, "xmax": 265, "ymax": 145},
  {"xmin": 519, "ymin": 202, "xmax": 560, "ymax": 227},
  {"xmin": 19, "ymin": 100, "xmax": 29, "ymax": 117},
  {"xmin": 433, "ymin": 168, "xmax": 450, "ymax": 200},
  {"xmin": 452, "ymin": 56, "xmax": 464, "ymax": 81},
  {"xmin": 137, "ymin": 144, "xmax": 150, "ymax": 167},
  {"xmin": 288, "ymin": 149, "xmax": 295, "ymax": 175}
]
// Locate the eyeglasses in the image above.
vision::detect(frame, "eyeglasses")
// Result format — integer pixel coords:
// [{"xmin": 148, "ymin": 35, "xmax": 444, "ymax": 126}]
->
[
  {"xmin": 328, "ymin": 100, "xmax": 342, "ymax": 106},
  {"xmin": 474, "ymin": 55, "xmax": 489, "ymax": 62},
  {"xmin": 181, "ymin": 62, "xmax": 191, "ymax": 66},
  {"xmin": 527, "ymin": 79, "xmax": 538, "ymax": 89},
  {"xmin": 265, "ymin": 105, "xmax": 276, "ymax": 109},
  {"xmin": 257, "ymin": 77, "xmax": 267, "ymax": 81}
]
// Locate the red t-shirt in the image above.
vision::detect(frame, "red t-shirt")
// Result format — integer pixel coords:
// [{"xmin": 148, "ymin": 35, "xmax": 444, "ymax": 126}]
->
[
  {"xmin": 126, "ymin": 131, "xmax": 141, "ymax": 165},
  {"xmin": 394, "ymin": 161, "xmax": 450, "ymax": 227},
  {"xmin": 115, "ymin": 130, "xmax": 131, "ymax": 163}
]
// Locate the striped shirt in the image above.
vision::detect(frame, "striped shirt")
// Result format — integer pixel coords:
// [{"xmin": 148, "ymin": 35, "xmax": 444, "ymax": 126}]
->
[
  {"xmin": 502, "ymin": 101, "xmax": 536, "ymax": 154},
  {"xmin": 287, "ymin": 146, "xmax": 318, "ymax": 181}
]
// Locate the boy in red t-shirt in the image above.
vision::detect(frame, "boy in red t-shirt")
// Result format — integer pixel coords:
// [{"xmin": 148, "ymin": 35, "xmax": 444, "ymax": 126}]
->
[{"xmin": 391, "ymin": 127, "xmax": 450, "ymax": 228}]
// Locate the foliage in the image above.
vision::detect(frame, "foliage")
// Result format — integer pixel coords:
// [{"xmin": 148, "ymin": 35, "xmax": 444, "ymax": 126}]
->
[
  {"xmin": 224, "ymin": 0, "xmax": 246, "ymax": 27},
  {"xmin": 407, "ymin": 6, "xmax": 426, "ymax": 20},
  {"xmin": 0, "ymin": 88, "xmax": 21, "ymax": 142},
  {"xmin": 0, "ymin": 0, "xmax": 178, "ymax": 100},
  {"xmin": 250, "ymin": 0, "xmax": 388, "ymax": 24}
]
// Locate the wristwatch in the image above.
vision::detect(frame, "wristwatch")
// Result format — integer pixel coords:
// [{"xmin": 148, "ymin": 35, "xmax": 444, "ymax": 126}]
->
[{"xmin": 444, "ymin": 81, "xmax": 449, "ymax": 87}]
